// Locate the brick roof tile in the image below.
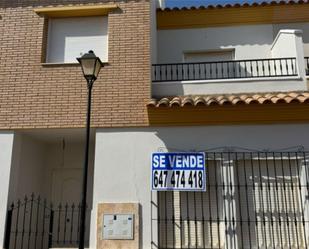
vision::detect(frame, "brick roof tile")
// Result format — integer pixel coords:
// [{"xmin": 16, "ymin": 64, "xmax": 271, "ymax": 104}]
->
[{"xmin": 148, "ymin": 92, "xmax": 309, "ymax": 107}]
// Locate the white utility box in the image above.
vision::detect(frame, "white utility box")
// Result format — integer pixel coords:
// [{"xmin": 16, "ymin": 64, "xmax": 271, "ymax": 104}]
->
[{"xmin": 102, "ymin": 214, "xmax": 134, "ymax": 240}]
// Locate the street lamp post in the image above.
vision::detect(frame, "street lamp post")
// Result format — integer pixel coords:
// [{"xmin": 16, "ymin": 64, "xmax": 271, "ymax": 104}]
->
[{"xmin": 77, "ymin": 51, "xmax": 104, "ymax": 249}]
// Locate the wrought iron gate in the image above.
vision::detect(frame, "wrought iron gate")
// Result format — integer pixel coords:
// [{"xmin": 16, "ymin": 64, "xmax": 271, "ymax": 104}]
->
[
  {"xmin": 4, "ymin": 195, "xmax": 90, "ymax": 249},
  {"xmin": 151, "ymin": 151, "xmax": 309, "ymax": 249}
]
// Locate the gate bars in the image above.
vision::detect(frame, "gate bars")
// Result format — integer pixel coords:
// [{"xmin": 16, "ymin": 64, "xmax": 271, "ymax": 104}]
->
[
  {"xmin": 4, "ymin": 194, "xmax": 90, "ymax": 249},
  {"xmin": 151, "ymin": 152, "xmax": 309, "ymax": 249}
]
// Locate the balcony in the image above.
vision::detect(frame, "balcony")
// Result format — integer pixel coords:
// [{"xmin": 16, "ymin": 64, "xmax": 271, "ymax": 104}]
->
[
  {"xmin": 152, "ymin": 29, "xmax": 308, "ymax": 97},
  {"xmin": 151, "ymin": 57, "xmax": 305, "ymax": 96},
  {"xmin": 152, "ymin": 57, "xmax": 297, "ymax": 82}
]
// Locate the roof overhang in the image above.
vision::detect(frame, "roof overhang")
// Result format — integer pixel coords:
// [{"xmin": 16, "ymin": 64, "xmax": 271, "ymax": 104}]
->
[
  {"xmin": 33, "ymin": 4, "xmax": 118, "ymax": 18},
  {"xmin": 147, "ymin": 92, "xmax": 309, "ymax": 126},
  {"xmin": 157, "ymin": 1, "xmax": 309, "ymax": 29},
  {"xmin": 157, "ymin": 0, "xmax": 309, "ymax": 12}
]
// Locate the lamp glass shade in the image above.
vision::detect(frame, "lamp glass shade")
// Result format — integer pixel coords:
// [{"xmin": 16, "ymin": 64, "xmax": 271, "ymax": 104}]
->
[
  {"xmin": 94, "ymin": 60, "xmax": 102, "ymax": 78},
  {"xmin": 81, "ymin": 58, "xmax": 96, "ymax": 76},
  {"xmin": 77, "ymin": 51, "xmax": 103, "ymax": 80}
]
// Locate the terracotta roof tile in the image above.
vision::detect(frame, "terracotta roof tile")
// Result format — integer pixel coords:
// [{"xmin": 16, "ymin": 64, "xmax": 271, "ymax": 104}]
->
[
  {"xmin": 148, "ymin": 92, "xmax": 309, "ymax": 107},
  {"xmin": 158, "ymin": 0, "xmax": 308, "ymax": 11}
]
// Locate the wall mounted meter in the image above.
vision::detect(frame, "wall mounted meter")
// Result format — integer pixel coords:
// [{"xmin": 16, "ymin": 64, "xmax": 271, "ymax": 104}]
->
[{"xmin": 102, "ymin": 214, "xmax": 134, "ymax": 240}]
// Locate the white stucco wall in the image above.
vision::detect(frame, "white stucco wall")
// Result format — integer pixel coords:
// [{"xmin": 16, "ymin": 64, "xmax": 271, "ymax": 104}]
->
[
  {"xmin": 12, "ymin": 134, "xmax": 48, "ymax": 200},
  {"xmin": 271, "ymin": 29, "xmax": 306, "ymax": 81},
  {"xmin": 271, "ymin": 30, "xmax": 300, "ymax": 58},
  {"xmin": 90, "ymin": 124, "xmax": 309, "ymax": 249},
  {"xmin": 9, "ymin": 133, "xmax": 51, "ymax": 201},
  {"xmin": 157, "ymin": 25, "xmax": 274, "ymax": 63},
  {"xmin": 8, "ymin": 132, "xmax": 95, "ymax": 205},
  {"xmin": 6, "ymin": 131, "xmax": 95, "ymax": 248},
  {"xmin": 274, "ymin": 22, "xmax": 309, "ymax": 56},
  {"xmin": 152, "ymin": 76, "xmax": 305, "ymax": 96},
  {"xmin": 157, "ymin": 23, "xmax": 309, "ymax": 63},
  {"xmin": 0, "ymin": 132, "xmax": 14, "ymax": 249}
]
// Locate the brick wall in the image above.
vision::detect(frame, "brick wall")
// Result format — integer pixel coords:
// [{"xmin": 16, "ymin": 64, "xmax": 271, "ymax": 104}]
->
[{"xmin": 0, "ymin": 0, "xmax": 151, "ymax": 129}]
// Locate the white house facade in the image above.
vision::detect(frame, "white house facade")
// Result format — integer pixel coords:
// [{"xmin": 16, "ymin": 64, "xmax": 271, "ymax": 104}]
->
[{"xmin": 1, "ymin": 1, "xmax": 309, "ymax": 249}]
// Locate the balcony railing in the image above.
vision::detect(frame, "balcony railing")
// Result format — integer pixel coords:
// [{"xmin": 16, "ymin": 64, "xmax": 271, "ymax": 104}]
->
[{"xmin": 152, "ymin": 58, "xmax": 297, "ymax": 82}]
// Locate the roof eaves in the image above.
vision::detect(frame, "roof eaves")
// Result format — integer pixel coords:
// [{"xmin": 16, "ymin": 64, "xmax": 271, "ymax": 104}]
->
[
  {"xmin": 148, "ymin": 92, "xmax": 309, "ymax": 108},
  {"xmin": 157, "ymin": 0, "xmax": 309, "ymax": 12}
]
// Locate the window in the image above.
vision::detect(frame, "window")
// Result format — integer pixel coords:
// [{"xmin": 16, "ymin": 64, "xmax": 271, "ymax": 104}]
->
[
  {"xmin": 154, "ymin": 152, "xmax": 309, "ymax": 249},
  {"xmin": 46, "ymin": 16, "xmax": 108, "ymax": 63},
  {"xmin": 184, "ymin": 50, "xmax": 234, "ymax": 63},
  {"xmin": 181, "ymin": 50, "xmax": 235, "ymax": 80}
]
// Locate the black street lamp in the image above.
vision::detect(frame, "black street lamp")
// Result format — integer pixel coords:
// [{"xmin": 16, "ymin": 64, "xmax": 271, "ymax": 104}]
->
[{"xmin": 77, "ymin": 50, "xmax": 104, "ymax": 249}]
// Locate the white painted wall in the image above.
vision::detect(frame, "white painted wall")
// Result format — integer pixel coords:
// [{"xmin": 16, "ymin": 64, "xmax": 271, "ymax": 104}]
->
[
  {"xmin": 271, "ymin": 29, "xmax": 306, "ymax": 80},
  {"xmin": 271, "ymin": 30, "xmax": 301, "ymax": 57},
  {"xmin": 273, "ymin": 22, "xmax": 309, "ymax": 56},
  {"xmin": 90, "ymin": 124, "xmax": 309, "ymax": 249},
  {"xmin": 8, "ymin": 132, "xmax": 95, "ymax": 205},
  {"xmin": 152, "ymin": 76, "xmax": 305, "ymax": 96},
  {"xmin": 157, "ymin": 23, "xmax": 309, "ymax": 63},
  {"xmin": 6, "ymin": 131, "xmax": 95, "ymax": 248},
  {"xmin": 9, "ymin": 133, "xmax": 48, "ymax": 203},
  {"xmin": 14, "ymin": 134, "xmax": 47, "ymax": 199},
  {"xmin": 8, "ymin": 133, "xmax": 22, "ymax": 203},
  {"xmin": 157, "ymin": 25, "xmax": 274, "ymax": 63},
  {"xmin": 0, "ymin": 132, "xmax": 14, "ymax": 249}
]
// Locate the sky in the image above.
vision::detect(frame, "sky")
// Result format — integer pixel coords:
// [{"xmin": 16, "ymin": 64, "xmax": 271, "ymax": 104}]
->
[{"xmin": 165, "ymin": 0, "xmax": 272, "ymax": 7}]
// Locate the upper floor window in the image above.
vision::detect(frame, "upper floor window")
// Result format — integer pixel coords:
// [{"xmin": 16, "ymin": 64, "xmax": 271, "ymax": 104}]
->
[
  {"xmin": 184, "ymin": 50, "xmax": 234, "ymax": 63},
  {"xmin": 46, "ymin": 16, "xmax": 108, "ymax": 64}
]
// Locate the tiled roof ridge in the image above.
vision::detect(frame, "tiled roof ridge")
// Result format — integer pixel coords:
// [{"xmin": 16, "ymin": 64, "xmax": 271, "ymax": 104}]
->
[
  {"xmin": 158, "ymin": 0, "xmax": 309, "ymax": 11},
  {"xmin": 148, "ymin": 91, "xmax": 309, "ymax": 107}
]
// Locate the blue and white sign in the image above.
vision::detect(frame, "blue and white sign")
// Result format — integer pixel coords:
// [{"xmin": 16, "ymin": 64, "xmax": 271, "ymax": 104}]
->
[{"xmin": 151, "ymin": 152, "xmax": 206, "ymax": 191}]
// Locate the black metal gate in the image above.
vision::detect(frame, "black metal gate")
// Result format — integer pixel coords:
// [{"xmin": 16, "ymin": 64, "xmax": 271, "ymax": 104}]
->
[
  {"xmin": 151, "ymin": 151, "xmax": 309, "ymax": 249},
  {"xmin": 4, "ymin": 195, "xmax": 90, "ymax": 249}
]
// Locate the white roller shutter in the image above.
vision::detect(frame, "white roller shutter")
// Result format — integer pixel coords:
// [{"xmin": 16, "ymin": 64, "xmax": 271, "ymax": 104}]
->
[{"xmin": 47, "ymin": 16, "xmax": 108, "ymax": 63}]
